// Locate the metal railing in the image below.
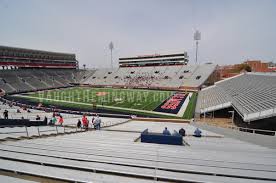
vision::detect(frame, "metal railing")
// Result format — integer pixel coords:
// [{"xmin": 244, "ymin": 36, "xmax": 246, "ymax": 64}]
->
[
  {"xmin": 76, "ymin": 119, "xmax": 129, "ymax": 131},
  {"xmin": 0, "ymin": 125, "xmax": 81, "ymax": 139},
  {"xmin": 225, "ymin": 124, "xmax": 276, "ymax": 136},
  {"xmin": 195, "ymin": 122, "xmax": 276, "ymax": 136}
]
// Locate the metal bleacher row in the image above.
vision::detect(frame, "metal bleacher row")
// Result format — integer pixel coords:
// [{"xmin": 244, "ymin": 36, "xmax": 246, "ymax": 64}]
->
[
  {"xmin": 0, "ymin": 126, "xmax": 275, "ymax": 183},
  {"xmin": 196, "ymin": 72, "xmax": 276, "ymax": 122},
  {"xmin": 82, "ymin": 64, "xmax": 216, "ymax": 89}
]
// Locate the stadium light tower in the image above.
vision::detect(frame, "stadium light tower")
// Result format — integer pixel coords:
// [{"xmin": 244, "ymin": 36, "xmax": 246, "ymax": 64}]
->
[
  {"xmin": 194, "ymin": 30, "xmax": 201, "ymax": 64},
  {"xmin": 109, "ymin": 41, "xmax": 114, "ymax": 68}
]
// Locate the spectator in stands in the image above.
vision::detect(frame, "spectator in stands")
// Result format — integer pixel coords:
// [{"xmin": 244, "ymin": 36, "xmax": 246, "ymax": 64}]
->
[
  {"xmin": 27, "ymin": 109, "xmax": 31, "ymax": 113},
  {"xmin": 77, "ymin": 119, "xmax": 81, "ymax": 128},
  {"xmin": 94, "ymin": 115, "xmax": 101, "ymax": 130},
  {"xmin": 163, "ymin": 127, "xmax": 171, "ymax": 135},
  {"xmin": 3, "ymin": 110, "xmax": 8, "ymax": 119},
  {"xmin": 91, "ymin": 116, "xmax": 95, "ymax": 124},
  {"xmin": 17, "ymin": 109, "xmax": 21, "ymax": 113},
  {"xmin": 44, "ymin": 116, "xmax": 48, "ymax": 124},
  {"xmin": 36, "ymin": 115, "xmax": 41, "ymax": 120},
  {"xmin": 82, "ymin": 115, "xmax": 89, "ymax": 130},
  {"xmin": 179, "ymin": 128, "xmax": 186, "ymax": 136},
  {"xmin": 51, "ymin": 116, "xmax": 57, "ymax": 125},
  {"xmin": 58, "ymin": 115, "xmax": 64, "ymax": 126},
  {"xmin": 194, "ymin": 128, "xmax": 202, "ymax": 137}
]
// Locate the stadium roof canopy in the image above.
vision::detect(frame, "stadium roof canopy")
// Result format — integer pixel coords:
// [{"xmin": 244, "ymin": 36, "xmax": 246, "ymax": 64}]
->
[{"xmin": 196, "ymin": 72, "xmax": 276, "ymax": 122}]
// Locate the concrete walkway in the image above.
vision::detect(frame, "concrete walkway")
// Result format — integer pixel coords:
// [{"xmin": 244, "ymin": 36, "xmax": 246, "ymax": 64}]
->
[{"xmin": 191, "ymin": 122, "xmax": 276, "ymax": 149}]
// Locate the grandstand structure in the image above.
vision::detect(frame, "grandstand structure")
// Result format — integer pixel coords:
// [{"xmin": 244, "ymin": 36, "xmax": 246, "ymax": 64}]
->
[
  {"xmin": 0, "ymin": 45, "xmax": 78, "ymax": 69},
  {"xmin": 0, "ymin": 69, "xmax": 96, "ymax": 93},
  {"xmin": 196, "ymin": 72, "xmax": 276, "ymax": 129},
  {"xmin": 0, "ymin": 47, "xmax": 217, "ymax": 93},
  {"xmin": 82, "ymin": 64, "xmax": 217, "ymax": 90},
  {"xmin": 0, "ymin": 45, "xmax": 97, "ymax": 94},
  {"xmin": 81, "ymin": 52, "xmax": 217, "ymax": 90}
]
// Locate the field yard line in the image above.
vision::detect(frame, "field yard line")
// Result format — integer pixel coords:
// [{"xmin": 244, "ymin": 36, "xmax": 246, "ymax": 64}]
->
[
  {"xmin": 14, "ymin": 94, "xmax": 177, "ymax": 117},
  {"xmin": 140, "ymin": 99, "xmax": 160, "ymax": 111},
  {"xmin": 140, "ymin": 91, "xmax": 176, "ymax": 111}
]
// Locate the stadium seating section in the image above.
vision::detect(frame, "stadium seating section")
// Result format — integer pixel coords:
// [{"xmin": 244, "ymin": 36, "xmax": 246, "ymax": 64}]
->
[
  {"xmin": 196, "ymin": 73, "xmax": 276, "ymax": 122},
  {"xmin": 0, "ymin": 64, "xmax": 216, "ymax": 94},
  {"xmin": 0, "ymin": 69, "xmax": 96, "ymax": 93},
  {"xmin": 82, "ymin": 64, "xmax": 216, "ymax": 89}
]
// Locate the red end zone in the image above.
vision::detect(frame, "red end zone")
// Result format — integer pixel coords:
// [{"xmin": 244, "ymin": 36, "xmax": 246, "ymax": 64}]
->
[{"xmin": 153, "ymin": 93, "xmax": 188, "ymax": 114}]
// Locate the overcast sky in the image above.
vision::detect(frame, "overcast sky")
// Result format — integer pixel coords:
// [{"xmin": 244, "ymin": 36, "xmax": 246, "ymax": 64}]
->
[{"xmin": 0, "ymin": 0, "xmax": 275, "ymax": 68}]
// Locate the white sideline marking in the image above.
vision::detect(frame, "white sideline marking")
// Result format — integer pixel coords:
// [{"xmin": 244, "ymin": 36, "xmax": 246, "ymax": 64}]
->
[{"xmin": 176, "ymin": 93, "xmax": 193, "ymax": 117}]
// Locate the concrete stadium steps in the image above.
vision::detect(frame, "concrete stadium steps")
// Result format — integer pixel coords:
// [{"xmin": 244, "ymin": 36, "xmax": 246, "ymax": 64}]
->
[
  {"xmin": 0, "ymin": 175, "xmax": 36, "ymax": 183},
  {"xmin": 0, "ymin": 80, "xmax": 15, "ymax": 93},
  {"xmin": 0, "ymin": 159, "xmax": 161, "ymax": 183},
  {"xmin": 184, "ymin": 136, "xmax": 273, "ymax": 152}
]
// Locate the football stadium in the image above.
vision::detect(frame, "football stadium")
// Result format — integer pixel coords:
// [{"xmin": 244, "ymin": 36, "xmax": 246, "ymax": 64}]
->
[
  {"xmin": 0, "ymin": 1, "xmax": 276, "ymax": 183},
  {"xmin": 0, "ymin": 44, "xmax": 276, "ymax": 183}
]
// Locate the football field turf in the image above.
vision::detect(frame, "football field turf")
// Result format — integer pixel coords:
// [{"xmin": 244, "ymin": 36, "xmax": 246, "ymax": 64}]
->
[{"xmin": 14, "ymin": 87, "xmax": 196, "ymax": 119}]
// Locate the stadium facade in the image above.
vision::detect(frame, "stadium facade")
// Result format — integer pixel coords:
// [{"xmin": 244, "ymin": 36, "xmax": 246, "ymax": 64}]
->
[
  {"xmin": 119, "ymin": 52, "xmax": 189, "ymax": 67},
  {"xmin": 0, "ymin": 45, "xmax": 78, "ymax": 69}
]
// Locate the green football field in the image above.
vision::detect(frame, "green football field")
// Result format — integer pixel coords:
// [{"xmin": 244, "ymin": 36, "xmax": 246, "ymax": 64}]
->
[{"xmin": 14, "ymin": 87, "xmax": 197, "ymax": 119}]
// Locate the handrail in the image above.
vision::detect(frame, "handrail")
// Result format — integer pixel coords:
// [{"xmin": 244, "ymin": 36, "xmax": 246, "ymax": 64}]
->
[
  {"xmin": 225, "ymin": 124, "xmax": 276, "ymax": 135},
  {"xmin": 194, "ymin": 122, "xmax": 276, "ymax": 136},
  {"xmin": 0, "ymin": 125, "xmax": 70, "ymax": 138}
]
